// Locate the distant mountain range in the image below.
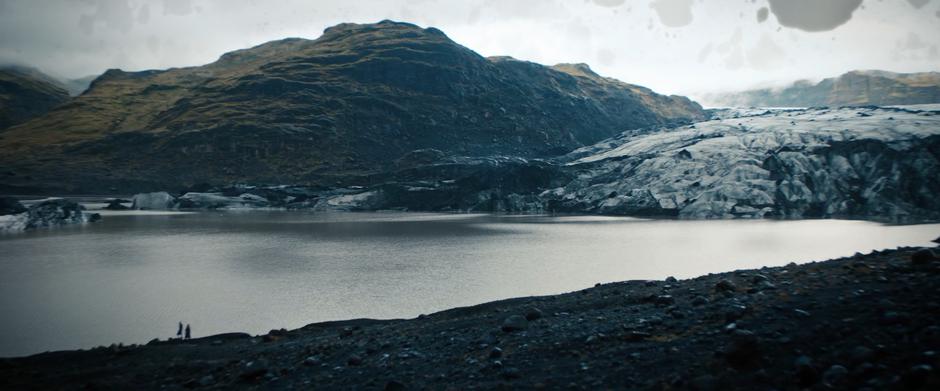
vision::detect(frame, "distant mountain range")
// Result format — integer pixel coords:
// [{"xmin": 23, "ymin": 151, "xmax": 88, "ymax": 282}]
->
[
  {"xmin": 0, "ymin": 20, "xmax": 704, "ymax": 193},
  {"xmin": 702, "ymin": 70, "xmax": 940, "ymax": 107}
]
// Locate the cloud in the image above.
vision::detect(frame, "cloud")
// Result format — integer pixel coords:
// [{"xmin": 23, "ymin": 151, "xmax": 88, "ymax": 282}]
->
[
  {"xmin": 596, "ymin": 48, "xmax": 615, "ymax": 66},
  {"xmin": 592, "ymin": 0, "xmax": 625, "ymax": 8},
  {"xmin": 756, "ymin": 7, "xmax": 769, "ymax": 23},
  {"xmin": 696, "ymin": 43, "xmax": 713, "ymax": 64},
  {"xmin": 767, "ymin": 0, "xmax": 863, "ymax": 32},
  {"xmin": 907, "ymin": 0, "xmax": 931, "ymax": 9},
  {"xmin": 77, "ymin": 0, "xmax": 135, "ymax": 35},
  {"xmin": 746, "ymin": 34, "xmax": 786, "ymax": 70},
  {"xmin": 1, "ymin": 0, "xmax": 938, "ymax": 96},
  {"xmin": 650, "ymin": 0, "xmax": 694, "ymax": 28},
  {"xmin": 715, "ymin": 28, "xmax": 745, "ymax": 70},
  {"xmin": 138, "ymin": 4, "xmax": 150, "ymax": 25},
  {"xmin": 163, "ymin": 0, "xmax": 194, "ymax": 16}
]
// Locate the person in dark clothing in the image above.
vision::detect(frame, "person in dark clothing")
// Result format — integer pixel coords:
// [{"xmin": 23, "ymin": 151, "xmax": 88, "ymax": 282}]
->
[
  {"xmin": 184, "ymin": 324, "xmax": 191, "ymax": 340},
  {"xmin": 177, "ymin": 322, "xmax": 183, "ymax": 339}
]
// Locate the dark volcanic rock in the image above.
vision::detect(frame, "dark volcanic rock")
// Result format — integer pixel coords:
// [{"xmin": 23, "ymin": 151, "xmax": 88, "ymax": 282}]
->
[
  {"xmin": 0, "ymin": 196, "xmax": 27, "ymax": 215},
  {"xmin": 103, "ymin": 198, "xmax": 130, "ymax": 210},
  {"xmin": 25, "ymin": 199, "xmax": 99, "ymax": 229},
  {"xmin": 2, "ymin": 198, "xmax": 99, "ymax": 232},
  {"xmin": 501, "ymin": 315, "xmax": 528, "ymax": 332},
  {"xmin": 911, "ymin": 248, "xmax": 938, "ymax": 265},
  {"xmin": 0, "ymin": 20, "xmax": 704, "ymax": 194}
]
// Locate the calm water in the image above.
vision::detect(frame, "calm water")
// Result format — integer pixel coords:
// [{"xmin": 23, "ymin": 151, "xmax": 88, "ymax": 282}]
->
[{"xmin": 0, "ymin": 210, "xmax": 937, "ymax": 357}]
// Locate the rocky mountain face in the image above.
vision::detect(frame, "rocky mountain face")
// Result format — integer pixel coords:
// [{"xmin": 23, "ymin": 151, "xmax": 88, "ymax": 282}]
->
[
  {"xmin": 242, "ymin": 106, "xmax": 936, "ymax": 221},
  {"xmin": 703, "ymin": 70, "xmax": 940, "ymax": 108},
  {"xmin": 0, "ymin": 20, "xmax": 704, "ymax": 194},
  {"xmin": 0, "ymin": 66, "xmax": 70, "ymax": 130}
]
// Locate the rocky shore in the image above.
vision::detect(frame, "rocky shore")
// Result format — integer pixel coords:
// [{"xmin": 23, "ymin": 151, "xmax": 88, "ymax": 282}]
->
[{"xmin": 2, "ymin": 246, "xmax": 939, "ymax": 390}]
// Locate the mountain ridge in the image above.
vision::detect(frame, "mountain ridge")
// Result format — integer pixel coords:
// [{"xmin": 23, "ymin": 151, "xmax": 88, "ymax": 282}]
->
[
  {"xmin": 0, "ymin": 20, "xmax": 705, "ymax": 194},
  {"xmin": 702, "ymin": 70, "xmax": 940, "ymax": 107}
]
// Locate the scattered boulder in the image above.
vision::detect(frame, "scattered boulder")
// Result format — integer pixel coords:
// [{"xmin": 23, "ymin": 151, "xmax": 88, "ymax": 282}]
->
[
  {"xmin": 501, "ymin": 315, "xmax": 528, "ymax": 332},
  {"xmin": 715, "ymin": 279, "xmax": 738, "ymax": 293},
  {"xmin": 239, "ymin": 360, "xmax": 269, "ymax": 381},
  {"xmin": 911, "ymin": 248, "xmax": 937, "ymax": 265},
  {"xmin": 725, "ymin": 329, "xmax": 761, "ymax": 369},
  {"xmin": 821, "ymin": 365, "xmax": 848, "ymax": 388},
  {"xmin": 25, "ymin": 199, "xmax": 98, "ymax": 229},
  {"xmin": 794, "ymin": 355, "xmax": 818, "ymax": 387},
  {"xmin": 489, "ymin": 347, "xmax": 503, "ymax": 359},
  {"xmin": 104, "ymin": 198, "xmax": 130, "ymax": 210},
  {"xmin": 524, "ymin": 308, "xmax": 543, "ymax": 321}
]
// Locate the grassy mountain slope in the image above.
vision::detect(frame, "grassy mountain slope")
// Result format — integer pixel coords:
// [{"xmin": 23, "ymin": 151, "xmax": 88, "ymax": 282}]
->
[{"xmin": 0, "ymin": 20, "xmax": 705, "ymax": 193}]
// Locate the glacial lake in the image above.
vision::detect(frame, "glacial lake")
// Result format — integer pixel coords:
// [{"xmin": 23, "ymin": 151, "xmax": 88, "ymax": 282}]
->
[{"xmin": 0, "ymin": 210, "xmax": 938, "ymax": 357}]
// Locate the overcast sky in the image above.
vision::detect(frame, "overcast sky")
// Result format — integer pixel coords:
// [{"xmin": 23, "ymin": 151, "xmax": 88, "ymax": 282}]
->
[{"xmin": 1, "ymin": 0, "xmax": 938, "ymax": 99}]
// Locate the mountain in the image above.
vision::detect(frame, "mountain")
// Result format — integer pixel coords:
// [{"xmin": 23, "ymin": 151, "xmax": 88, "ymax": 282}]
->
[
  {"xmin": 0, "ymin": 66, "xmax": 70, "ymax": 130},
  {"xmin": 702, "ymin": 70, "xmax": 940, "ymax": 107},
  {"xmin": 0, "ymin": 20, "xmax": 704, "ymax": 194}
]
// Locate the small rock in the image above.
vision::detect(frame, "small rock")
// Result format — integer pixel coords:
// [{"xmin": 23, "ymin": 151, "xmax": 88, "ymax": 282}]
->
[
  {"xmin": 911, "ymin": 249, "xmax": 937, "ymax": 265},
  {"xmin": 347, "ymin": 354, "xmax": 363, "ymax": 366},
  {"xmin": 501, "ymin": 315, "xmax": 528, "ymax": 332},
  {"xmin": 525, "ymin": 308, "xmax": 543, "ymax": 321},
  {"xmin": 849, "ymin": 346, "xmax": 874, "ymax": 364},
  {"xmin": 654, "ymin": 295, "xmax": 675, "ymax": 306},
  {"xmin": 688, "ymin": 374, "xmax": 717, "ymax": 391},
  {"xmin": 726, "ymin": 329, "xmax": 760, "ymax": 369},
  {"xmin": 303, "ymin": 356, "xmax": 320, "ymax": 366},
  {"xmin": 794, "ymin": 355, "xmax": 817, "ymax": 386},
  {"xmin": 489, "ymin": 347, "xmax": 503, "ymax": 359},
  {"xmin": 691, "ymin": 296, "xmax": 709, "ymax": 306},
  {"xmin": 239, "ymin": 360, "xmax": 269, "ymax": 381},
  {"xmin": 715, "ymin": 279, "xmax": 737, "ymax": 293},
  {"xmin": 384, "ymin": 380, "xmax": 407, "ymax": 391},
  {"xmin": 879, "ymin": 311, "xmax": 909, "ymax": 325},
  {"xmin": 724, "ymin": 304, "xmax": 748, "ymax": 321},
  {"xmin": 501, "ymin": 367, "xmax": 522, "ymax": 380},
  {"xmin": 822, "ymin": 365, "xmax": 848, "ymax": 388},
  {"xmin": 665, "ymin": 276, "xmax": 678, "ymax": 283},
  {"xmin": 625, "ymin": 331, "xmax": 651, "ymax": 342},
  {"xmin": 198, "ymin": 375, "xmax": 215, "ymax": 387},
  {"xmin": 902, "ymin": 364, "xmax": 933, "ymax": 388}
]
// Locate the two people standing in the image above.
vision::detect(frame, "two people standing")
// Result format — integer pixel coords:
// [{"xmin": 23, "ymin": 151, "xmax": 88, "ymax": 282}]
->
[{"xmin": 176, "ymin": 321, "xmax": 191, "ymax": 340}]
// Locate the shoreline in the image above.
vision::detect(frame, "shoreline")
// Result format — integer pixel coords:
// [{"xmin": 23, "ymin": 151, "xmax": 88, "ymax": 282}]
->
[{"xmin": 2, "ymin": 246, "xmax": 938, "ymax": 389}]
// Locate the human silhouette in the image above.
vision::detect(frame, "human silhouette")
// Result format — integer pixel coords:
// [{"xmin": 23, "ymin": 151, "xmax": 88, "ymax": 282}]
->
[
  {"xmin": 185, "ymin": 324, "xmax": 191, "ymax": 340},
  {"xmin": 177, "ymin": 321, "xmax": 183, "ymax": 339}
]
